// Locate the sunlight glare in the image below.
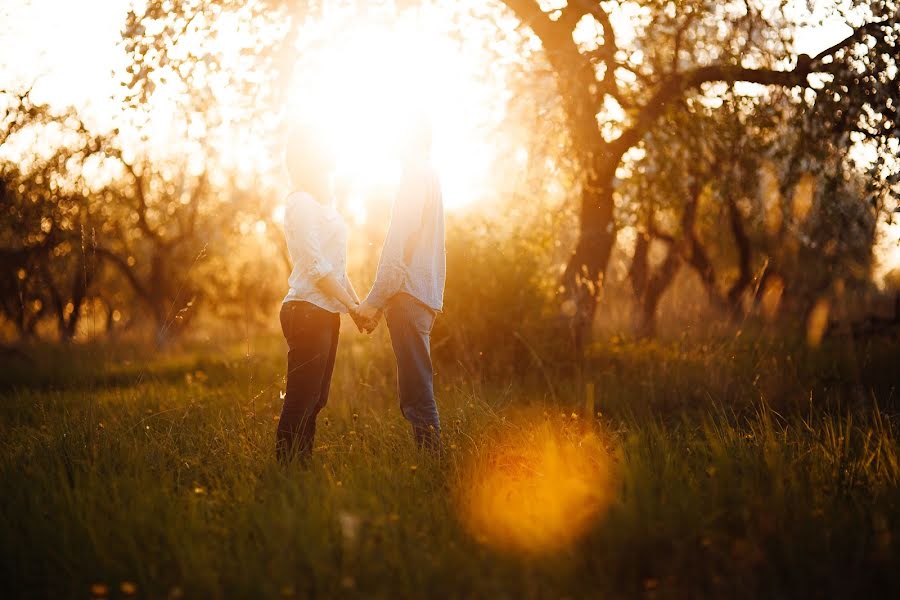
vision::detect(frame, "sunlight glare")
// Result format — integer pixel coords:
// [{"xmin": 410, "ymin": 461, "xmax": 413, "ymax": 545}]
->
[
  {"xmin": 285, "ymin": 15, "xmax": 495, "ymax": 217},
  {"xmin": 457, "ymin": 417, "xmax": 615, "ymax": 555}
]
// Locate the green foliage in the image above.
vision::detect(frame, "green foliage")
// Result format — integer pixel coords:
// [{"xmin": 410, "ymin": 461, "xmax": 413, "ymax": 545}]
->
[{"xmin": 435, "ymin": 210, "xmax": 572, "ymax": 381}]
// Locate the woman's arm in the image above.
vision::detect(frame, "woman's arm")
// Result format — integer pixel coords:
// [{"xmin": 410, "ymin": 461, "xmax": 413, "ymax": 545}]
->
[
  {"xmin": 316, "ymin": 273, "xmax": 358, "ymax": 311},
  {"xmin": 286, "ymin": 194, "xmax": 359, "ymax": 312}
]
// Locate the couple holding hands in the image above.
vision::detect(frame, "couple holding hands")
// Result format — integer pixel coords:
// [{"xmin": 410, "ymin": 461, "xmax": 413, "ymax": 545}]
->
[{"xmin": 277, "ymin": 118, "xmax": 445, "ymax": 462}]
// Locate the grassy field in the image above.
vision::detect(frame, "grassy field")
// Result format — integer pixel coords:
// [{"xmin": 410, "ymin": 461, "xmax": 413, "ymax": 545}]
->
[{"xmin": 1, "ymin": 327, "xmax": 898, "ymax": 599}]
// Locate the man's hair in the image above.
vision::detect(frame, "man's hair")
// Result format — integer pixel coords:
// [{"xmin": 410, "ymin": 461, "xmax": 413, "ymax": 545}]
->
[
  {"xmin": 414, "ymin": 114, "xmax": 432, "ymax": 152},
  {"xmin": 284, "ymin": 123, "xmax": 332, "ymax": 189},
  {"xmin": 404, "ymin": 113, "xmax": 432, "ymax": 156}
]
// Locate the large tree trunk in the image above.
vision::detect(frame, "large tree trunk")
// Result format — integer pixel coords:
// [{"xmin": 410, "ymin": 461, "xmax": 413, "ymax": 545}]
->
[
  {"xmin": 724, "ymin": 196, "xmax": 752, "ymax": 318},
  {"xmin": 629, "ymin": 229, "xmax": 683, "ymax": 339},
  {"xmin": 560, "ymin": 171, "xmax": 617, "ymax": 353}
]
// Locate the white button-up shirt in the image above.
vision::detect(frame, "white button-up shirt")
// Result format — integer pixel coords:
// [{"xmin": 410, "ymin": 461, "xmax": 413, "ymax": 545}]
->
[
  {"xmin": 365, "ymin": 159, "xmax": 446, "ymax": 312},
  {"xmin": 282, "ymin": 191, "xmax": 350, "ymax": 313}
]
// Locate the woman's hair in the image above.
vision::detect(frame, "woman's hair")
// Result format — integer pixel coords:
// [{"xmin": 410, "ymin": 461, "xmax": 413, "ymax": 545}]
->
[{"xmin": 284, "ymin": 123, "xmax": 333, "ymax": 190}]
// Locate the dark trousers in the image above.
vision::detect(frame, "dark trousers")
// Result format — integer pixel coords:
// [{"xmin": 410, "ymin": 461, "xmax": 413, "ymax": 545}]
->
[
  {"xmin": 276, "ymin": 301, "xmax": 340, "ymax": 462},
  {"xmin": 384, "ymin": 293, "xmax": 441, "ymax": 451}
]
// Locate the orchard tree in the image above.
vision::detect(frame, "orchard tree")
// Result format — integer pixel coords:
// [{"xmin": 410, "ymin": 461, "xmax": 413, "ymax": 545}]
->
[
  {"xmin": 0, "ymin": 91, "xmax": 108, "ymax": 342},
  {"xmin": 623, "ymin": 92, "xmax": 880, "ymax": 337},
  {"xmin": 497, "ymin": 0, "xmax": 899, "ymax": 348}
]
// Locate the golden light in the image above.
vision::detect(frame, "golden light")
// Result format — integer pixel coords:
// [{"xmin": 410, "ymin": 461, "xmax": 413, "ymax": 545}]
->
[
  {"xmin": 760, "ymin": 274, "xmax": 785, "ymax": 322},
  {"xmin": 285, "ymin": 12, "xmax": 498, "ymax": 217},
  {"xmin": 806, "ymin": 296, "xmax": 831, "ymax": 348},
  {"xmin": 456, "ymin": 416, "xmax": 615, "ymax": 555}
]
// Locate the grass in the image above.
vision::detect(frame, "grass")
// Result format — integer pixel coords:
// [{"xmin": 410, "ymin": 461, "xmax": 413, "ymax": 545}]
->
[{"xmin": 1, "ymin": 328, "xmax": 898, "ymax": 599}]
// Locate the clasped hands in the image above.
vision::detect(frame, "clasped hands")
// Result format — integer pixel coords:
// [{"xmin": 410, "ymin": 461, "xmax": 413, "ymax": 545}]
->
[{"xmin": 349, "ymin": 301, "xmax": 381, "ymax": 334}]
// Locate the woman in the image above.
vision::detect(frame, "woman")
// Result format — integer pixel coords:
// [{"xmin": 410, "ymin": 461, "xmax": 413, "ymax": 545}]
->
[{"xmin": 277, "ymin": 126, "xmax": 363, "ymax": 463}]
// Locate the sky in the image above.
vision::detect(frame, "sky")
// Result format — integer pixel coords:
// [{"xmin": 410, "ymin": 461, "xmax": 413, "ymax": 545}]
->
[{"xmin": 0, "ymin": 0, "xmax": 124, "ymax": 114}]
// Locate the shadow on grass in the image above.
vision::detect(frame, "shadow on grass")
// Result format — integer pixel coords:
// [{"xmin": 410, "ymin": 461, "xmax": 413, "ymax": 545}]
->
[{"xmin": 0, "ymin": 340, "xmax": 279, "ymax": 394}]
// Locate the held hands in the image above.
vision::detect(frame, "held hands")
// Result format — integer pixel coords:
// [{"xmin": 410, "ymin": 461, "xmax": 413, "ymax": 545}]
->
[{"xmin": 350, "ymin": 301, "xmax": 381, "ymax": 334}]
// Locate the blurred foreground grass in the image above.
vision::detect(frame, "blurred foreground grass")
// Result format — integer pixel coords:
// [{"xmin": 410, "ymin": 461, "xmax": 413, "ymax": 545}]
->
[{"xmin": 1, "ymin": 328, "xmax": 898, "ymax": 598}]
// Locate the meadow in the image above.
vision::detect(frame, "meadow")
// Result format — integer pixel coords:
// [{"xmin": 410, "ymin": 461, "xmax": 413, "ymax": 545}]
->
[{"xmin": 1, "ymin": 326, "xmax": 898, "ymax": 599}]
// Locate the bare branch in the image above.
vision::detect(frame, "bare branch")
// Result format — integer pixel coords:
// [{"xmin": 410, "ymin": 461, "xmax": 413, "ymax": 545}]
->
[
  {"xmin": 119, "ymin": 159, "xmax": 164, "ymax": 245},
  {"xmin": 93, "ymin": 246, "xmax": 151, "ymax": 303},
  {"xmin": 614, "ymin": 64, "xmax": 808, "ymax": 155},
  {"xmin": 610, "ymin": 16, "xmax": 893, "ymax": 156},
  {"xmin": 812, "ymin": 18, "xmax": 890, "ymax": 62}
]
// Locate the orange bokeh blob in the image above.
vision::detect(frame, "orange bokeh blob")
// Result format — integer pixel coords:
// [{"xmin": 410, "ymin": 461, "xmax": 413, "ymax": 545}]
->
[{"xmin": 456, "ymin": 418, "xmax": 616, "ymax": 555}]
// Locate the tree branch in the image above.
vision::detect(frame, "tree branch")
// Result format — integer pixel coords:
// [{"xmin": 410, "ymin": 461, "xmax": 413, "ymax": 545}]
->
[
  {"xmin": 503, "ymin": 0, "xmax": 602, "ymax": 118},
  {"xmin": 612, "ymin": 17, "xmax": 892, "ymax": 156},
  {"xmin": 812, "ymin": 18, "xmax": 890, "ymax": 62},
  {"xmin": 572, "ymin": 0, "xmax": 617, "ymax": 57},
  {"xmin": 501, "ymin": 0, "xmax": 562, "ymax": 45},
  {"xmin": 614, "ymin": 65, "xmax": 807, "ymax": 155},
  {"xmin": 93, "ymin": 246, "xmax": 151, "ymax": 304}
]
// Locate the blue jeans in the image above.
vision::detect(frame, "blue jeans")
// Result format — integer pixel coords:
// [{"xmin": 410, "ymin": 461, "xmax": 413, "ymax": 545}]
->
[
  {"xmin": 276, "ymin": 301, "xmax": 339, "ymax": 462},
  {"xmin": 384, "ymin": 293, "xmax": 441, "ymax": 451}
]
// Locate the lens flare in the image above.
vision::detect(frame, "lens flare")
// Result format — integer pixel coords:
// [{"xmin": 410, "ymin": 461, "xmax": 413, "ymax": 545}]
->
[{"xmin": 456, "ymin": 417, "xmax": 615, "ymax": 555}]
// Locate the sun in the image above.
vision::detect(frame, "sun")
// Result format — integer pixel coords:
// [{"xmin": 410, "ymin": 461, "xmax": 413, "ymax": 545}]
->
[{"xmin": 284, "ymin": 13, "xmax": 497, "ymax": 218}]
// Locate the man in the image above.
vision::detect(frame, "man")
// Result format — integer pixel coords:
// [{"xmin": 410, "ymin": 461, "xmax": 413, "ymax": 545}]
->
[{"xmin": 357, "ymin": 117, "xmax": 446, "ymax": 452}]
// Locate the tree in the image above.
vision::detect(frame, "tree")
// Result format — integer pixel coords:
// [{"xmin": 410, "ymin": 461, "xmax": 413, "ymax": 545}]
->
[
  {"xmin": 0, "ymin": 91, "xmax": 107, "ymax": 342},
  {"xmin": 497, "ymin": 0, "xmax": 899, "ymax": 348},
  {"xmin": 622, "ymin": 91, "xmax": 881, "ymax": 337}
]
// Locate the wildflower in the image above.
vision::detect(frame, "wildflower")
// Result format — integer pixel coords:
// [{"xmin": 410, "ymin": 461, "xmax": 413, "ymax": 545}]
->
[
  {"xmin": 90, "ymin": 583, "xmax": 109, "ymax": 597},
  {"xmin": 410, "ymin": 464, "xmax": 418, "ymax": 473},
  {"xmin": 120, "ymin": 581, "xmax": 138, "ymax": 596},
  {"xmin": 193, "ymin": 485, "xmax": 206, "ymax": 495}
]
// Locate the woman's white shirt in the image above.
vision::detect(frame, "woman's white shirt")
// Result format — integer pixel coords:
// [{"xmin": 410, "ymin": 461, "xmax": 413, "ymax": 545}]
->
[{"xmin": 282, "ymin": 191, "xmax": 349, "ymax": 313}]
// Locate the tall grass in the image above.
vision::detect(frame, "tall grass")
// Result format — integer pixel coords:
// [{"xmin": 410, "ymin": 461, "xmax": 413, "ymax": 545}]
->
[{"xmin": 1, "ymin": 333, "xmax": 898, "ymax": 598}]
